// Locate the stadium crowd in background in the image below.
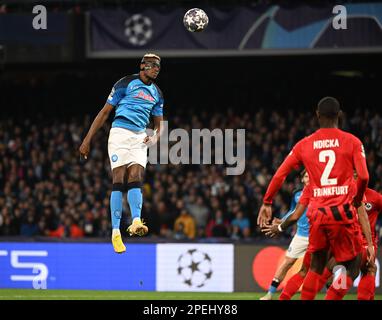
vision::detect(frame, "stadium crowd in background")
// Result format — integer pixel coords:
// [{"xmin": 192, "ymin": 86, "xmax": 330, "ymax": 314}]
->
[{"xmin": 1, "ymin": 108, "xmax": 382, "ymax": 241}]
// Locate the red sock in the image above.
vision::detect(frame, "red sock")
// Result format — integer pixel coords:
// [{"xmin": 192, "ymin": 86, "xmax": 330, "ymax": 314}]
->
[
  {"xmin": 325, "ymin": 275, "xmax": 353, "ymax": 300},
  {"xmin": 317, "ymin": 267, "xmax": 332, "ymax": 292},
  {"xmin": 357, "ymin": 274, "xmax": 375, "ymax": 300},
  {"xmin": 280, "ymin": 273, "xmax": 305, "ymax": 300},
  {"xmin": 301, "ymin": 271, "xmax": 322, "ymax": 300}
]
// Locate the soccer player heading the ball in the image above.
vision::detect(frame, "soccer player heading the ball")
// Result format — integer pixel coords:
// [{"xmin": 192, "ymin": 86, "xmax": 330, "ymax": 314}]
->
[{"xmin": 79, "ymin": 53, "xmax": 164, "ymax": 253}]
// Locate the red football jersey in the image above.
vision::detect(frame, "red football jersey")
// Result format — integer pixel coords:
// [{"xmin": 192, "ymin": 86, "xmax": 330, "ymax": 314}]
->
[
  {"xmin": 362, "ymin": 188, "xmax": 382, "ymax": 246},
  {"xmin": 264, "ymin": 128, "xmax": 369, "ymax": 224},
  {"xmin": 299, "ymin": 184, "xmax": 312, "ymax": 207}
]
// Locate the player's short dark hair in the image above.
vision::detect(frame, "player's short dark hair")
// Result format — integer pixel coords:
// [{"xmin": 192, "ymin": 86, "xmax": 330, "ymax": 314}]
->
[
  {"xmin": 317, "ymin": 97, "xmax": 341, "ymax": 118},
  {"xmin": 300, "ymin": 169, "xmax": 307, "ymax": 179}
]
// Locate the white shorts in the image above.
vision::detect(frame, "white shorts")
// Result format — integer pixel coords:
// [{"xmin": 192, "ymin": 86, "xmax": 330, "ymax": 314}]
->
[
  {"xmin": 108, "ymin": 127, "xmax": 148, "ymax": 170},
  {"xmin": 286, "ymin": 235, "xmax": 309, "ymax": 259}
]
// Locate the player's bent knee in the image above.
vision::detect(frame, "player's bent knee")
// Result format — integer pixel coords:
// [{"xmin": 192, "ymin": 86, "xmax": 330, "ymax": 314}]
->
[
  {"xmin": 128, "ymin": 176, "xmax": 143, "ymax": 183},
  {"xmin": 299, "ymin": 269, "xmax": 307, "ymax": 277},
  {"xmin": 284, "ymin": 258, "xmax": 296, "ymax": 268},
  {"xmin": 112, "ymin": 183, "xmax": 125, "ymax": 192},
  {"xmin": 126, "ymin": 181, "xmax": 142, "ymax": 191},
  {"xmin": 299, "ymin": 265, "xmax": 308, "ymax": 277},
  {"xmin": 112, "ymin": 166, "xmax": 125, "ymax": 183},
  {"xmin": 127, "ymin": 164, "xmax": 144, "ymax": 180}
]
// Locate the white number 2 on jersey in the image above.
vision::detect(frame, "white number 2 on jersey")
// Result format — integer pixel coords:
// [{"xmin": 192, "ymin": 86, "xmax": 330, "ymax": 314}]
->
[{"xmin": 319, "ymin": 150, "xmax": 337, "ymax": 186}]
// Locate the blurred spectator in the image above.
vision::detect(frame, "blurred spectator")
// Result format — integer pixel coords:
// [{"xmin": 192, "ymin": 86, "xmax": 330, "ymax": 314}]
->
[
  {"xmin": 231, "ymin": 211, "xmax": 251, "ymax": 240},
  {"xmin": 185, "ymin": 195, "xmax": 209, "ymax": 238},
  {"xmin": 20, "ymin": 212, "xmax": 39, "ymax": 237},
  {"xmin": 83, "ymin": 212, "xmax": 96, "ymax": 237},
  {"xmin": 173, "ymin": 222, "xmax": 188, "ymax": 240},
  {"xmin": 0, "ymin": 5, "xmax": 7, "ymax": 14},
  {"xmin": 174, "ymin": 209, "xmax": 196, "ymax": 240},
  {"xmin": 97, "ymin": 218, "xmax": 111, "ymax": 238},
  {"xmin": 0, "ymin": 215, "xmax": 13, "ymax": 236},
  {"xmin": 37, "ymin": 218, "xmax": 49, "ymax": 236},
  {"xmin": 206, "ymin": 210, "xmax": 231, "ymax": 237},
  {"xmin": 49, "ymin": 216, "xmax": 84, "ymax": 238}
]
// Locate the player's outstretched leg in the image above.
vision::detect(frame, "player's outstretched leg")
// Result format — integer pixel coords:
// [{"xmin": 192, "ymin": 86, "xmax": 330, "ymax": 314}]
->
[
  {"xmin": 318, "ymin": 267, "xmax": 333, "ymax": 292},
  {"xmin": 280, "ymin": 249, "xmax": 311, "ymax": 300},
  {"xmin": 357, "ymin": 249, "xmax": 376, "ymax": 300},
  {"xmin": 301, "ymin": 249, "xmax": 328, "ymax": 300},
  {"xmin": 126, "ymin": 182, "xmax": 148, "ymax": 236},
  {"xmin": 358, "ymin": 274, "xmax": 376, "ymax": 300},
  {"xmin": 325, "ymin": 254, "xmax": 361, "ymax": 300},
  {"xmin": 280, "ymin": 273, "xmax": 305, "ymax": 300},
  {"xmin": 325, "ymin": 275, "xmax": 353, "ymax": 300},
  {"xmin": 285, "ymin": 259, "xmax": 332, "ymax": 300},
  {"xmin": 126, "ymin": 165, "xmax": 148, "ymax": 236},
  {"xmin": 260, "ymin": 278, "xmax": 280, "ymax": 300},
  {"xmin": 110, "ymin": 167, "xmax": 126, "ymax": 253},
  {"xmin": 260, "ymin": 257, "xmax": 296, "ymax": 300}
]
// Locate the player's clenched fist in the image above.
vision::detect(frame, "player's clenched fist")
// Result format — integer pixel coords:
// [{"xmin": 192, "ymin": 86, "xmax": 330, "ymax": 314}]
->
[
  {"xmin": 143, "ymin": 135, "xmax": 158, "ymax": 147},
  {"xmin": 79, "ymin": 140, "xmax": 90, "ymax": 159}
]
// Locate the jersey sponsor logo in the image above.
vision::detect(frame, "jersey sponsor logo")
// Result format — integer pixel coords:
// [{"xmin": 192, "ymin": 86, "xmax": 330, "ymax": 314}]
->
[
  {"xmin": 313, "ymin": 185, "xmax": 349, "ymax": 197},
  {"xmin": 134, "ymin": 90, "xmax": 155, "ymax": 102},
  {"xmin": 313, "ymin": 139, "xmax": 339, "ymax": 149},
  {"xmin": 111, "ymin": 154, "xmax": 118, "ymax": 162}
]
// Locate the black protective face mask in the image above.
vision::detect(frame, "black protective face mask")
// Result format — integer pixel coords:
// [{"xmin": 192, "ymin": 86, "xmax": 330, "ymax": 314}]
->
[{"xmin": 144, "ymin": 61, "xmax": 161, "ymax": 70}]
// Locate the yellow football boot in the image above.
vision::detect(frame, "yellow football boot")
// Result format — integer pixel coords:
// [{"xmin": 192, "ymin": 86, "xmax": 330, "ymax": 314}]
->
[
  {"xmin": 127, "ymin": 218, "xmax": 148, "ymax": 236},
  {"xmin": 112, "ymin": 234, "xmax": 126, "ymax": 253}
]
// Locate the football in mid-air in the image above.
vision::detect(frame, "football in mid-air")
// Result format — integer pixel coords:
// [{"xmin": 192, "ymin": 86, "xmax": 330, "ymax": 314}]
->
[{"xmin": 183, "ymin": 8, "xmax": 209, "ymax": 32}]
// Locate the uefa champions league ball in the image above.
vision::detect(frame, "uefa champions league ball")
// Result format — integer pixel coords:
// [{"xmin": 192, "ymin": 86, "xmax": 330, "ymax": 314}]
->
[{"xmin": 183, "ymin": 8, "xmax": 209, "ymax": 32}]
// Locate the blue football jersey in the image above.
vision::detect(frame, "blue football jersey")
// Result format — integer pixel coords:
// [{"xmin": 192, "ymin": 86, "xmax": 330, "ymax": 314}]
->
[
  {"xmin": 281, "ymin": 190, "xmax": 310, "ymax": 237},
  {"xmin": 106, "ymin": 74, "xmax": 164, "ymax": 133}
]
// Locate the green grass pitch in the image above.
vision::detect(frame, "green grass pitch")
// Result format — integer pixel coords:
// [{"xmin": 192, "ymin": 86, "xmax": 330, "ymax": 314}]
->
[{"xmin": 0, "ymin": 289, "xmax": 381, "ymax": 300}]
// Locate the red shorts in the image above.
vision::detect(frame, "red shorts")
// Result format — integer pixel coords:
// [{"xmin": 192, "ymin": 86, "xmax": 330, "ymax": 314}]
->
[
  {"xmin": 302, "ymin": 245, "xmax": 335, "ymax": 270},
  {"xmin": 302, "ymin": 245, "xmax": 313, "ymax": 269},
  {"xmin": 309, "ymin": 221, "xmax": 361, "ymax": 263}
]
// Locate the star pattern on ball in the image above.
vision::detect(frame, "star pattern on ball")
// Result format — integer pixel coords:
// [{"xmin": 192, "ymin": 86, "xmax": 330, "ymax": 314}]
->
[
  {"xmin": 185, "ymin": 15, "xmax": 194, "ymax": 26},
  {"xmin": 184, "ymin": 8, "xmax": 208, "ymax": 32},
  {"xmin": 196, "ymin": 21, "xmax": 205, "ymax": 30}
]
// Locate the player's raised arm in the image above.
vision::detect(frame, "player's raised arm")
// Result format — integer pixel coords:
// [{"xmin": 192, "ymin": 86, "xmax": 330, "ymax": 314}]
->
[
  {"xmin": 262, "ymin": 184, "xmax": 310, "ymax": 237},
  {"xmin": 79, "ymin": 102, "xmax": 114, "ymax": 159},
  {"xmin": 257, "ymin": 143, "xmax": 303, "ymax": 226},
  {"xmin": 262, "ymin": 202, "xmax": 307, "ymax": 237}
]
